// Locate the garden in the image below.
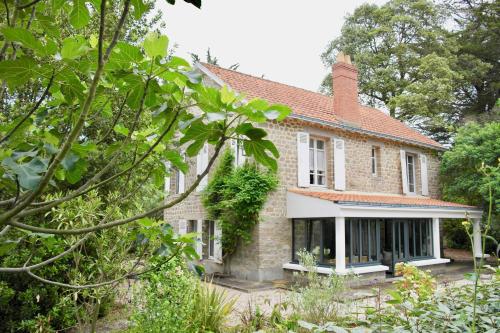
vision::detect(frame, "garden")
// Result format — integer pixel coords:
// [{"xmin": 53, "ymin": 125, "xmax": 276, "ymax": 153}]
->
[{"xmin": 0, "ymin": 0, "xmax": 499, "ymax": 332}]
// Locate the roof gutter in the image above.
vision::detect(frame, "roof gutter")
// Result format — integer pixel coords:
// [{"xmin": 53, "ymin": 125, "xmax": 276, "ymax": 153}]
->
[{"xmin": 195, "ymin": 63, "xmax": 446, "ymax": 152}]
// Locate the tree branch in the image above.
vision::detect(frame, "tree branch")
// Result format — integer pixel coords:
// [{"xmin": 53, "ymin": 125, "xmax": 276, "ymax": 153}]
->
[
  {"xmin": 26, "ymin": 245, "xmax": 182, "ymax": 289},
  {"xmin": 0, "ymin": 0, "xmax": 131, "ymax": 225},
  {"xmin": 9, "ymin": 136, "xmax": 227, "ymax": 235},
  {"xmin": 15, "ymin": 0, "xmax": 41, "ymax": 10}
]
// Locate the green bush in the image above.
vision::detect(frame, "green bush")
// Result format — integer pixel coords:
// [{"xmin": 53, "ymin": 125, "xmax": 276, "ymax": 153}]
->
[{"xmin": 128, "ymin": 257, "xmax": 236, "ymax": 333}]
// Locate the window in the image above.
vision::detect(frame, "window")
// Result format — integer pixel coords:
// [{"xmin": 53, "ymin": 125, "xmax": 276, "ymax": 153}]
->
[
  {"xmin": 371, "ymin": 146, "xmax": 380, "ymax": 176},
  {"xmin": 406, "ymin": 154, "xmax": 416, "ymax": 193},
  {"xmin": 187, "ymin": 220, "xmax": 197, "ymax": 233},
  {"xmin": 345, "ymin": 219, "xmax": 380, "ymax": 265},
  {"xmin": 309, "ymin": 138, "xmax": 326, "ymax": 186},
  {"xmin": 292, "ymin": 219, "xmax": 336, "ymax": 265},
  {"xmin": 202, "ymin": 220, "xmax": 215, "ymax": 259}
]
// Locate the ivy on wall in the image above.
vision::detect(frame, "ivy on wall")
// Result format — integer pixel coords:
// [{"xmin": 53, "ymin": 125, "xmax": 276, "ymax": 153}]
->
[{"xmin": 202, "ymin": 149, "xmax": 278, "ymax": 258}]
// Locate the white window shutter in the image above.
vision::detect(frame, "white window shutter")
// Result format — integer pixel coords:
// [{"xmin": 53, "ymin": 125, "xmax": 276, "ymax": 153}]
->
[
  {"xmin": 297, "ymin": 132, "xmax": 310, "ymax": 187},
  {"xmin": 178, "ymin": 219, "xmax": 187, "ymax": 235},
  {"xmin": 196, "ymin": 219, "xmax": 203, "ymax": 257},
  {"xmin": 334, "ymin": 138, "xmax": 346, "ymax": 190},
  {"xmin": 213, "ymin": 221, "xmax": 223, "ymax": 263},
  {"xmin": 178, "ymin": 170, "xmax": 185, "ymax": 194},
  {"xmin": 400, "ymin": 150, "xmax": 409, "ymax": 194},
  {"xmin": 164, "ymin": 161, "xmax": 171, "ymax": 194},
  {"xmin": 231, "ymin": 139, "xmax": 238, "ymax": 166},
  {"xmin": 420, "ymin": 154, "xmax": 429, "ymax": 196},
  {"xmin": 237, "ymin": 140, "xmax": 246, "ymax": 166},
  {"xmin": 196, "ymin": 143, "xmax": 209, "ymax": 191}
]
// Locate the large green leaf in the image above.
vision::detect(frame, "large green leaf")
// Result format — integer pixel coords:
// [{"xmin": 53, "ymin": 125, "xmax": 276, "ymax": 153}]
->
[
  {"xmin": 110, "ymin": 42, "xmax": 144, "ymax": 68},
  {"xmin": 61, "ymin": 36, "xmax": 89, "ymax": 60},
  {"xmin": 1, "ymin": 27, "xmax": 46, "ymax": 56},
  {"xmin": 70, "ymin": 0, "xmax": 91, "ymax": 29},
  {"xmin": 2, "ymin": 157, "xmax": 49, "ymax": 190},
  {"xmin": 131, "ymin": 0, "xmax": 148, "ymax": 19},
  {"xmin": 243, "ymin": 139, "xmax": 279, "ymax": 171},
  {"xmin": 143, "ymin": 33, "xmax": 169, "ymax": 59},
  {"xmin": 163, "ymin": 151, "xmax": 188, "ymax": 173},
  {"xmin": 0, "ymin": 57, "xmax": 38, "ymax": 88}
]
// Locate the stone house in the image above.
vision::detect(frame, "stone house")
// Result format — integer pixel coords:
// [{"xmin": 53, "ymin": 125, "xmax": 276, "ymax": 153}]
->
[{"xmin": 164, "ymin": 54, "xmax": 484, "ymax": 284}]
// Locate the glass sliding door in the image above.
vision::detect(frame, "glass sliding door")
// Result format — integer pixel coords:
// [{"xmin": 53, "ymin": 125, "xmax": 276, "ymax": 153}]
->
[{"xmin": 345, "ymin": 218, "xmax": 381, "ymax": 266}]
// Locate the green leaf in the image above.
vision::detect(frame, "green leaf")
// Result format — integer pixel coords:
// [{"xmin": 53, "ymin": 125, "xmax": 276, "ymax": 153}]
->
[
  {"xmin": 220, "ymin": 85, "xmax": 235, "ymax": 105},
  {"xmin": 164, "ymin": 151, "xmax": 188, "ymax": 173},
  {"xmin": 143, "ymin": 33, "xmax": 169, "ymax": 58},
  {"xmin": 180, "ymin": 120, "xmax": 217, "ymax": 156},
  {"xmin": 0, "ymin": 57, "xmax": 38, "ymax": 88},
  {"xmin": 244, "ymin": 127, "xmax": 267, "ymax": 140},
  {"xmin": 265, "ymin": 104, "xmax": 291, "ymax": 121},
  {"xmin": 131, "ymin": 0, "xmax": 148, "ymax": 19},
  {"xmin": 167, "ymin": 56, "xmax": 190, "ymax": 69},
  {"xmin": 61, "ymin": 36, "xmax": 89, "ymax": 60},
  {"xmin": 113, "ymin": 124, "xmax": 130, "ymax": 136},
  {"xmin": 70, "ymin": 0, "xmax": 91, "ymax": 29},
  {"xmin": 243, "ymin": 139, "xmax": 279, "ymax": 171},
  {"xmin": 2, "ymin": 157, "xmax": 48, "ymax": 190},
  {"xmin": 1, "ymin": 27, "xmax": 46, "ymax": 56},
  {"xmin": 61, "ymin": 152, "xmax": 80, "ymax": 171},
  {"xmin": 110, "ymin": 42, "xmax": 144, "ymax": 68}
]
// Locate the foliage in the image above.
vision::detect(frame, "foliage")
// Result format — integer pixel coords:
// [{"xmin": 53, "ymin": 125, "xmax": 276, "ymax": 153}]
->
[
  {"xmin": 289, "ymin": 250, "xmax": 352, "ymax": 326},
  {"xmin": 442, "ymin": 218, "xmax": 470, "ymax": 249},
  {"xmin": 0, "ymin": 0, "xmax": 290, "ymax": 297},
  {"xmin": 202, "ymin": 149, "xmax": 278, "ymax": 257},
  {"xmin": 440, "ymin": 122, "xmax": 499, "ymax": 252},
  {"xmin": 127, "ymin": 257, "xmax": 236, "ymax": 333},
  {"xmin": 321, "ymin": 0, "xmax": 500, "ymax": 142},
  {"xmin": 235, "ymin": 301, "xmax": 298, "ymax": 333}
]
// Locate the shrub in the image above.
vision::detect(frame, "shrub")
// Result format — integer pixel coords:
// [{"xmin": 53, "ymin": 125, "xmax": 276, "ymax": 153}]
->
[
  {"xmin": 128, "ymin": 258, "xmax": 236, "ymax": 333},
  {"xmin": 289, "ymin": 250, "xmax": 352, "ymax": 325}
]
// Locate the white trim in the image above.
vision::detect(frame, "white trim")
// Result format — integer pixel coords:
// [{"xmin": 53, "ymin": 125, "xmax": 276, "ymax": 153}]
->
[
  {"xmin": 333, "ymin": 138, "xmax": 346, "ymax": 190},
  {"xmin": 309, "ymin": 137, "xmax": 327, "ymax": 186},
  {"xmin": 406, "ymin": 153, "xmax": 417, "ymax": 195},
  {"xmin": 297, "ymin": 132, "xmax": 310, "ymax": 188},
  {"xmin": 282, "ymin": 263, "xmax": 389, "ymax": 275},
  {"xmin": 432, "ymin": 218, "xmax": 441, "ymax": 259},
  {"xmin": 407, "ymin": 258, "xmax": 450, "ymax": 267},
  {"xmin": 420, "ymin": 154, "xmax": 429, "ymax": 196},
  {"xmin": 286, "ymin": 192, "xmax": 483, "ymax": 219},
  {"xmin": 335, "ymin": 217, "xmax": 346, "ymax": 271}
]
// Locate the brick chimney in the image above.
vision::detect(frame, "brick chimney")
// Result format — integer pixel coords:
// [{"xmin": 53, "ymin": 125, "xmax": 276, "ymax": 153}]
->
[{"xmin": 332, "ymin": 52, "xmax": 361, "ymax": 126}]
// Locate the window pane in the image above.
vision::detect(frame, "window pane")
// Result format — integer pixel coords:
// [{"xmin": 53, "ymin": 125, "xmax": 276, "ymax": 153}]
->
[
  {"xmin": 316, "ymin": 140, "xmax": 324, "ymax": 150},
  {"xmin": 370, "ymin": 220, "xmax": 378, "ymax": 262},
  {"xmin": 309, "ymin": 149, "xmax": 314, "ymax": 170},
  {"xmin": 361, "ymin": 220, "xmax": 369, "ymax": 263},
  {"xmin": 345, "ymin": 220, "xmax": 351, "ymax": 264},
  {"xmin": 209, "ymin": 220, "xmax": 215, "ymax": 257},
  {"xmin": 322, "ymin": 220, "xmax": 335, "ymax": 265},
  {"xmin": 293, "ymin": 220, "xmax": 307, "ymax": 261},
  {"xmin": 309, "ymin": 220, "xmax": 322, "ymax": 260},
  {"xmin": 351, "ymin": 220, "xmax": 360, "ymax": 263},
  {"xmin": 317, "ymin": 150, "xmax": 325, "ymax": 171},
  {"xmin": 407, "ymin": 155, "xmax": 415, "ymax": 192}
]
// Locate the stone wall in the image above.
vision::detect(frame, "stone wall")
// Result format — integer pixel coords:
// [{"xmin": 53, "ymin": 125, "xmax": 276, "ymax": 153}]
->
[{"xmin": 164, "ymin": 78, "xmax": 443, "ymax": 281}]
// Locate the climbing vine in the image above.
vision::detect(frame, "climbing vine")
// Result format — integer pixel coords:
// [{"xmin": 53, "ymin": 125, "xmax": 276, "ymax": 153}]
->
[{"xmin": 202, "ymin": 149, "xmax": 278, "ymax": 258}]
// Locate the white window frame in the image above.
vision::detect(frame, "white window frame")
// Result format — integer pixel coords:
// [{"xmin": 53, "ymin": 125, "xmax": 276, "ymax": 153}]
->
[
  {"xmin": 236, "ymin": 139, "xmax": 246, "ymax": 166},
  {"xmin": 204, "ymin": 220, "xmax": 215, "ymax": 259},
  {"xmin": 309, "ymin": 138, "xmax": 326, "ymax": 186},
  {"xmin": 406, "ymin": 153, "xmax": 417, "ymax": 194}
]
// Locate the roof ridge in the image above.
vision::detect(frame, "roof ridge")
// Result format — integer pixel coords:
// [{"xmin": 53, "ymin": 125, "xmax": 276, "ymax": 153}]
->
[{"xmin": 200, "ymin": 62, "xmax": 330, "ymax": 99}]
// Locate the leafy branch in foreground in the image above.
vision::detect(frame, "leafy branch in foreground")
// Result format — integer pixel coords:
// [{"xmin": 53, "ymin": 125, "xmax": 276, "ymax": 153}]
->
[{"xmin": 0, "ymin": 0, "xmax": 291, "ymax": 289}]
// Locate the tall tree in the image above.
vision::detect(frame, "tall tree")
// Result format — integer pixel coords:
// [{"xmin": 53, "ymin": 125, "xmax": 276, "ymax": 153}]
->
[
  {"xmin": 321, "ymin": 0, "xmax": 499, "ymax": 143},
  {"xmin": 0, "ymin": 0, "xmax": 290, "ymax": 293}
]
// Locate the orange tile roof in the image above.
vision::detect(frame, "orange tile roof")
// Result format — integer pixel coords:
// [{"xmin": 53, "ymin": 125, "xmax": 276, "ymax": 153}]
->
[
  {"xmin": 201, "ymin": 63, "xmax": 443, "ymax": 150},
  {"xmin": 289, "ymin": 189, "xmax": 476, "ymax": 209}
]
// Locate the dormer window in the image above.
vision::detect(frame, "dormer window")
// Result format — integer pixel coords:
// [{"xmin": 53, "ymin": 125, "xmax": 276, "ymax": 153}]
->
[
  {"xmin": 406, "ymin": 153, "xmax": 416, "ymax": 194},
  {"xmin": 309, "ymin": 138, "xmax": 326, "ymax": 186}
]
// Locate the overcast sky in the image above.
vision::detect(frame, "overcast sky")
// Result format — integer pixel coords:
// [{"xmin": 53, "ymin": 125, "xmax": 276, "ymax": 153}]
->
[{"xmin": 156, "ymin": 0, "xmax": 387, "ymax": 92}]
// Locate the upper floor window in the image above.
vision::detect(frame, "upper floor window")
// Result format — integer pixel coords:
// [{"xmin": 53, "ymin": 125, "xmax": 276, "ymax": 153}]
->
[
  {"xmin": 406, "ymin": 153, "xmax": 416, "ymax": 193},
  {"xmin": 309, "ymin": 138, "xmax": 326, "ymax": 186},
  {"xmin": 371, "ymin": 147, "xmax": 378, "ymax": 176}
]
